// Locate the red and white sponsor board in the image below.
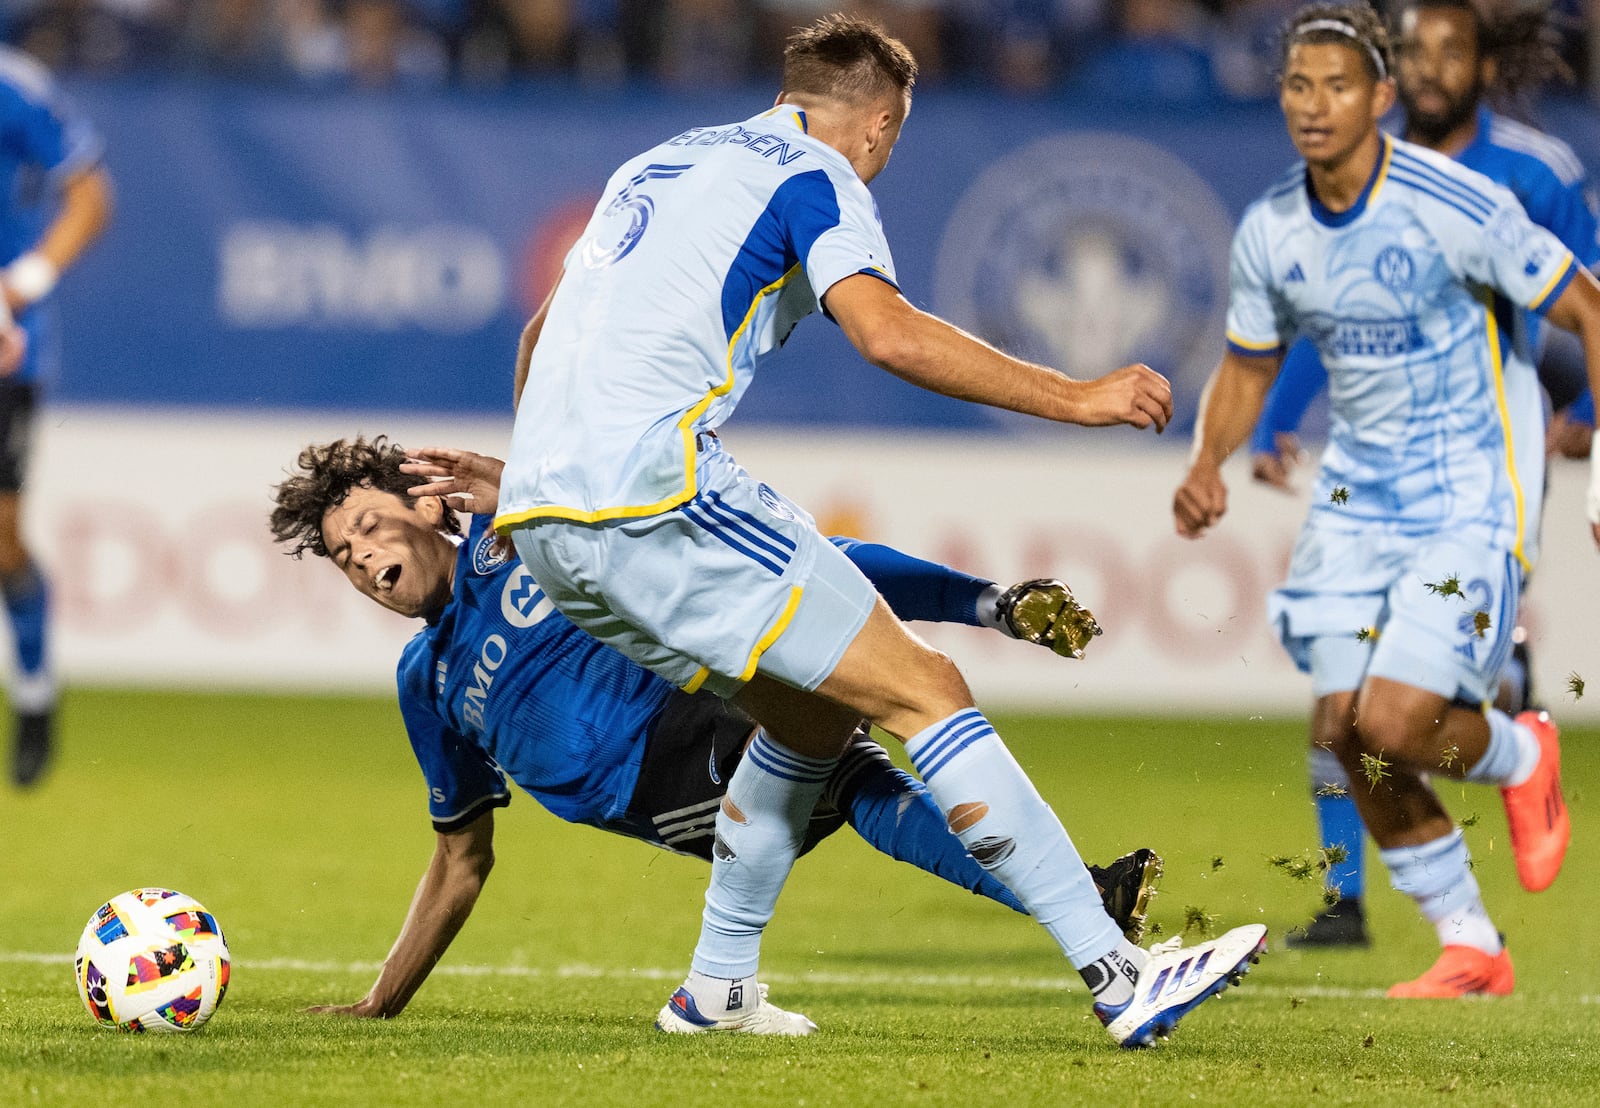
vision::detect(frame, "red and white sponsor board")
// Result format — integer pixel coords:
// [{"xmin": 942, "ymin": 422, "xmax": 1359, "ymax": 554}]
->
[{"xmin": 32, "ymin": 409, "xmax": 1600, "ymax": 719}]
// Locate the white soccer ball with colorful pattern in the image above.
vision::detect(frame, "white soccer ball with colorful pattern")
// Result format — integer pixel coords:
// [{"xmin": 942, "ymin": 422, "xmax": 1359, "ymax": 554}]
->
[{"xmin": 73, "ymin": 888, "xmax": 231, "ymax": 1032}]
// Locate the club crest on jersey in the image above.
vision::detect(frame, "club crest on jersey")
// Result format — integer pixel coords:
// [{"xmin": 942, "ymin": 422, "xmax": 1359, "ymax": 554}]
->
[
  {"xmin": 933, "ymin": 132, "xmax": 1232, "ymax": 430},
  {"xmin": 471, "ymin": 530, "xmax": 512, "ymax": 575},
  {"xmin": 1373, "ymin": 246, "xmax": 1415, "ymax": 291},
  {"xmin": 756, "ymin": 483, "xmax": 795, "ymax": 521}
]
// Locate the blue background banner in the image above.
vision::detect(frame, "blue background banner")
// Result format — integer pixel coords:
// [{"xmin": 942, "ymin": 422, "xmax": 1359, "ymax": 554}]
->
[{"xmin": 54, "ymin": 79, "xmax": 1600, "ymax": 433}]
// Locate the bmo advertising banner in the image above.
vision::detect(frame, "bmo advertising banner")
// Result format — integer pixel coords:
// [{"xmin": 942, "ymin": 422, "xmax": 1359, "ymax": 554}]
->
[{"xmin": 26, "ymin": 80, "xmax": 1600, "ymax": 711}]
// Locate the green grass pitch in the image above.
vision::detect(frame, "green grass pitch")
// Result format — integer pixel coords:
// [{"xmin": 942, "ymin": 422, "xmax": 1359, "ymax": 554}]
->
[{"xmin": 4, "ymin": 690, "xmax": 1597, "ymax": 1105}]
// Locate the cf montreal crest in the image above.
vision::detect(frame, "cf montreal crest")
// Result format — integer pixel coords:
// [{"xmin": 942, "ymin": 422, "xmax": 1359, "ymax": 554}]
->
[
  {"xmin": 933, "ymin": 133, "xmax": 1233, "ymax": 431},
  {"xmin": 471, "ymin": 529, "xmax": 512, "ymax": 575}
]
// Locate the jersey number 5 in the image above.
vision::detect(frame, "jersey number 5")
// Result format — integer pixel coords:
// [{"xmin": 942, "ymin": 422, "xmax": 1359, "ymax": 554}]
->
[{"xmin": 581, "ymin": 163, "xmax": 693, "ymax": 270}]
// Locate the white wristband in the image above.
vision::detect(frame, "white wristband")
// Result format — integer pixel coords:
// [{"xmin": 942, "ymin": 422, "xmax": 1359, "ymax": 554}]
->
[
  {"xmin": 3, "ymin": 252, "xmax": 58, "ymax": 306},
  {"xmin": 1588, "ymin": 431, "xmax": 1600, "ymax": 526}
]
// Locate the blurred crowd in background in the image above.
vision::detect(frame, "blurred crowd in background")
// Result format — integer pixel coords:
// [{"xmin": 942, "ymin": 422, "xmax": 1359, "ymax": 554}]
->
[{"xmin": 0, "ymin": 0, "xmax": 1591, "ymax": 102}]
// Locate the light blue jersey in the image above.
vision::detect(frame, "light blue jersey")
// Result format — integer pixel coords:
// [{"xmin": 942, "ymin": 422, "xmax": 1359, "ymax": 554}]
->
[
  {"xmin": 1252, "ymin": 109, "xmax": 1598, "ymax": 454},
  {"xmin": 0, "ymin": 47, "xmax": 102, "ymax": 385},
  {"xmin": 495, "ymin": 105, "xmax": 897, "ymax": 529},
  {"xmin": 1228, "ymin": 135, "xmax": 1577, "ymax": 566}
]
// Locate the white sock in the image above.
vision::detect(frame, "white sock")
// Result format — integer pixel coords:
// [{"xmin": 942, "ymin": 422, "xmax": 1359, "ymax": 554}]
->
[
  {"xmin": 1382, "ymin": 830, "xmax": 1501, "ymax": 956},
  {"xmin": 1463, "ymin": 710, "xmax": 1539, "ymax": 786}
]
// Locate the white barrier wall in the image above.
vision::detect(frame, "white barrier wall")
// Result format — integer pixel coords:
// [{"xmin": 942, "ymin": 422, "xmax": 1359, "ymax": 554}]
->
[{"xmin": 32, "ymin": 408, "xmax": 1600, "ymax": 719}]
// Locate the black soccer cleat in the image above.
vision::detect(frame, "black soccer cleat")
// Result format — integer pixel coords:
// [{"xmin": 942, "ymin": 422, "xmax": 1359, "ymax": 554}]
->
[
  {"xmin": 1285, "ymin": 896, "xmax": 1369, "ymax": 948},
  {"xmin": 12, "ymin": 708, "xmax": 54, "ymax": 788},
  {"xmin": 994, "ymin": 578, "xmax": 1102, "ymax": 659},
  {"xmin": 1088, "ymin": 848, "xmax": 1163, "ymax": 944}
]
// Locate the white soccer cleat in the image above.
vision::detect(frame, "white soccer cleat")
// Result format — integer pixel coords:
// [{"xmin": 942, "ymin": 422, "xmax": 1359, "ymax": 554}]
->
[
  {"xmin": 655, "ymin": 982, "xmax": 817, "ymax": 1036},
  {"xmin": 1095, "ymin": 924, "xmax": 1267, "ymax": 1049}
]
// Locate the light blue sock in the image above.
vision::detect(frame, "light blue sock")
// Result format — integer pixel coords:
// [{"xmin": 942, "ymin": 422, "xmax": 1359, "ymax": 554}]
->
[
  {"xmin": 691, "ymin": 730, "xmax": 836, "ymax": 982},
  {"xmin": 1463, "ymin": 709, "xmax": 1539, "ymax": 786},
  {"xmin": 1309, "ymin": 745, "xmax": 1364, "ymax": 899},
  {"xmin": 829, "ymin": 736, "xmax": 1026, "ymax": 914},
  {"xmin": 905, "ymin": 709, "xmax": 1119, "ymax": 969},
  {"xmin": 1381, "ymin": 830, "xmax": 1500, "ymax": 953}
]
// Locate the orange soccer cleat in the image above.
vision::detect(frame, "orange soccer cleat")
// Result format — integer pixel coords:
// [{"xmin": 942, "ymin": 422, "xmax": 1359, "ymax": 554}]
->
[
  {"xmin": 1387, "ymin": 945, "xmax": 1514, "ymax": 999},
  {"xmin": 1500, "ymin": 711, "xmax": 1571, "ymax": 892}
]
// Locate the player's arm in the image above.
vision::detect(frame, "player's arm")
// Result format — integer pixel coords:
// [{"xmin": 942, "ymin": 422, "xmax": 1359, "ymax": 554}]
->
[
  {"xmin": 1173, "ymin": 347, "xmax": 1283, "ymax": 538},
  {"xmin": 3, "ymin": 164, "xmax": 113, "ymax": 315},
  {"xmin": 307, "ymin": 811, "xmax": 495, "ymax": 1019},
  {"xmin": 823, "ymin": 273, "xmax": 1172, "ymax": 432},
  {"xmin": 512, "ymin": 273, "xmax": 562, "ymax": 409},
  {"xmin": 1538, "ymin": 267, "xmax": 1600, "ymax": 547},
  {"xmin": 1250, "ymin": 340, "xmax": 1323, "ymax": 490}
]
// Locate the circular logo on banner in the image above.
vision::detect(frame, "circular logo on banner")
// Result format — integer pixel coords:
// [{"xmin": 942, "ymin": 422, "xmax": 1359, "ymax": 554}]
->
[
  {"xmin": 933, "ymin": 134, "xmax": 1234, "ymax": 430},
  {"xmin": 500, "ymin": 565, "xmax": 555, "ymax": 629}
]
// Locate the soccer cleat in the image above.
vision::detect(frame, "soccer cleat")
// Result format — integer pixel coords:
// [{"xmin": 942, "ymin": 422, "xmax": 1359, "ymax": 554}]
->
[
  {"xmin": 11, "ymin": 709, "xmax": 53, "ymax": 788},
  {"xmin": 1088, "ymin": 849, "xmax": 1164, "ymax": 944},
  {"xmin": 1095, "ymin": 924, "xmax": 1267, "ymax": 1049},
  {"xmin": 994, "ymin": 578, "xmax": 1102, "ymax": 659},
  {"xmin": 1285, "ymin": 896, "xmax": 1369, "ymax": 948},
  {"xmin": 655, "ymin": 982, "xmax": 816, "ymax": 1036},
  {"xmin": 1500, "ymin": 711, "xmax": 1570, "ymax": 892},
  {"xmin": 1386, "ymin": 944, "xmax": 1514, "ymax": 998}
]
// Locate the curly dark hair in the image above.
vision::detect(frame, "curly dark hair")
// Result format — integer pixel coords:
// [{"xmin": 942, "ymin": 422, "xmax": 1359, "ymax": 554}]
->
[
  {"xmin": 1280, "ymin": 2, "xmax": 1394, "ymax": 82},
  {"xmin": 782, "ymin": 13, "xmax": 917, "ymax": 106},
  {"xmin": 269, "ymin": 435, "xmax": 461, "ymax": 559},
  {"xmin": 1391, "ymin": 0, "xmax": 1572, "ymax": 112}
]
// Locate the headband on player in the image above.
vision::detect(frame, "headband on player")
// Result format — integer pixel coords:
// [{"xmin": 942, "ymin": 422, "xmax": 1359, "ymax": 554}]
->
[{"xmin": 1292, "ymin": 19, "xmax": 1388, "ymax": 80}]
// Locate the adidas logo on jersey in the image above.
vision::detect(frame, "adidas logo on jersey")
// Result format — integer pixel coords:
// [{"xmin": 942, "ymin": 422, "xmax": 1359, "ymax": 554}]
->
[{"xmin": 1284, "ymin": 263, "xmax": 1305, "ymax": 283}]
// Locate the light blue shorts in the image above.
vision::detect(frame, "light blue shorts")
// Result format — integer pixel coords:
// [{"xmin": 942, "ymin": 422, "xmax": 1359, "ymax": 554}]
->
[
  {"xmin": 1269, "ymin": 526, "xmax": 1523, "ymax": 703},
  {"xmin": 508, "ymin": 438, "xmax": 877, "ymax": 699}
]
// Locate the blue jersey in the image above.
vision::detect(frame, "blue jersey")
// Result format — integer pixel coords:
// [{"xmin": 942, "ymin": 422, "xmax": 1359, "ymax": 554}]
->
[
  {"xmin": 1252, "ymin": 109, "xmax": 1598, "ymax": 452},
  {"xmin": 1227, "ymin": 135, "xmax": 1576, "ymax": 563},
  {"xmin": 398, "ymin": 514, "xmax": 674, "ymax": 833},
  {"xmin": 0, "ymin": 47, "xmax": 103, "ymax": 384}
]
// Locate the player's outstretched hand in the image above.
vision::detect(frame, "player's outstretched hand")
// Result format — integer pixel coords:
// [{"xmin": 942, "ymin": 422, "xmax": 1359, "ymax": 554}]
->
[
  {"xmin": 1069, "ymin": 363, "xmax": 1173, "ymax": 432},
  {"xmin": 1174, "ymin": 463, "xmax": 1228, "ymax": 538},
  {"xmin": 402, "ymin": 446, "xmax": 505, "ymax": 516},
  {"xmin": 0, "ymin": 322, "xmax": 26, "ymax": 377},
  {"xmin": 1250, "ymin": 432, "xmax": 1303, "ymax": 491}
]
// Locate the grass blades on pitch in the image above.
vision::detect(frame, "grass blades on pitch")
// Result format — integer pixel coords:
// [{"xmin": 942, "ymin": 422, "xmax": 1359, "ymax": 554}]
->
[{"xmin": 3, "ymin": 690, "xmax": 1598, "ymax": 1106}]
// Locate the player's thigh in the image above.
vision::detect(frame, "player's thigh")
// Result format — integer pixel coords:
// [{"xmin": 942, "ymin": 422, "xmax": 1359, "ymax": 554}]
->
[{"xmin": 1367, "ymin": 539, "xmax": 1522, "ymax": 704}]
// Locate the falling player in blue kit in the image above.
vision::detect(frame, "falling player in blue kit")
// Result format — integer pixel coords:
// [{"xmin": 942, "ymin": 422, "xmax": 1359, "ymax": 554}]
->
[
  {"xmin": 269, "ymin": 437, "xmax": 1163, "ymax": 1020},
  {"xmin": 1175, "ymin": 3, "xmax": 1600, "ymax": 997},
  {"xmin": 1246, "ymin": 0, "xmax": 1600, "ymax": 949},
  {"xmin": 0, "ymin": 46, "xmax": 113, "ymax": 787}
]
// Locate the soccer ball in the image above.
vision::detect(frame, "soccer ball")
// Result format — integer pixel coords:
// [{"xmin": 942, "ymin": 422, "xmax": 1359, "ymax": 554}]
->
[{"xmin": 74, "ymin": 888, "xmax": 231, "ymax": 1032}]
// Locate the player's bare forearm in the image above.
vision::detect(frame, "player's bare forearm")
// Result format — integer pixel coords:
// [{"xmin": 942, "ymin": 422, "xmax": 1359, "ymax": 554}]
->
[
  {"xmin": 309, "ymin": 815, "xmax": 494, "ymax": 1018},
  {"xmin": 33, "ymin": 167, "xmax": 113, "ymax": 274},
  {"xmin": 825, "ymin": 273, "xmax": 1173, "ymax": 431},
  {"xmin": 1542, "ymin": 270, "xmax": 1600, "ymax": 548},
  {"xmin": 513, "ymin": 275, "xmax": 561, "ymax": 409},
  {"xmin": 1174, "ymin": 349, "xmax": 1282, "ymax": 538}
]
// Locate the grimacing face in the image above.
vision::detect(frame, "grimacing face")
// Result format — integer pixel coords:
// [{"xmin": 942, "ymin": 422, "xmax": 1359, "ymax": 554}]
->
[
  {"xmin": 320, "ymin": 484, "xmax": 458, "ymax": 620},
  {"xmin": 1280, "ymin": 41, "xmax": 1393, "ymax": 174},
  {"xmin": 1395, "ymin": 6, "xmax": 1486, "ymax": 145}
]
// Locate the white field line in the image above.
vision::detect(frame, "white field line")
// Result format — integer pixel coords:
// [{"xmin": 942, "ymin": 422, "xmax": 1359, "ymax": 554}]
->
[{"xmin": 9, "ymin": 950, "xmax": 1598, "ymax": 1004}]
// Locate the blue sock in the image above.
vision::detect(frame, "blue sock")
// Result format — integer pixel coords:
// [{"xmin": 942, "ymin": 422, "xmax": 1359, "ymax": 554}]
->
[
  {"xmin": 831, "ymin": 537, "xmax": 991, "ymax": 625},
  {"xmin": 2, "ymin": 562, "xmax": 52, "ymax": 711},
  {"xmin": 905, "ymin": 709, "xmax": 1119, "ymax": 969},
  {"xmin": 1309, "ymin": 745, "xmax": 1364, "ymax": 900},
  {"xmin": 828, "ymin": 736, "xmax": 1027, "ymax": 914},
  {"xmin": 691, "ymin": 730, "xmax": 836, "ymax": 982}
]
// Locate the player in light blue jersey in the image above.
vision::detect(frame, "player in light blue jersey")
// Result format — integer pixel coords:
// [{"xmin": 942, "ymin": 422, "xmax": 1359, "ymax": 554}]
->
[
  {"xmin": 1245, "ymin": 0, "xmax": 1599, "ymax": 950},
  {"xmin": 468, "ymin": 13, "xmax": 1264, "ymax": 1047},
  {"xmin": 0, "ymin": 46, "xmax": 111, "ymax": 788},
  {"xmin": 269, "ymin": 437, "xmax": 1162, "ymax": 1020},
  {"xmin": 1175, "ymin": 3, "xmax": 1600, "ymax": 999}
]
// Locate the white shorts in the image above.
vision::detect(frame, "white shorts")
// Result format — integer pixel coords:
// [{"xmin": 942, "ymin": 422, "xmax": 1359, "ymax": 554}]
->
[
  {"xmin": 507, "ymin": 438, "xmax": 877, "ymax": 699},
  {"xmin": 1269, "ymin": 526, "xmax": 1523, "ymax": 703}
]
